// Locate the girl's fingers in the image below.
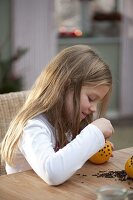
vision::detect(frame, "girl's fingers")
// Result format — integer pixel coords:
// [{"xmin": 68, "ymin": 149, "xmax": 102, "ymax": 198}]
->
[
  {"xmin": 110, "ymin": 141, "xmax": 115, "ymax": 150},
  {"xmin": 109, "ymin": 141, "xmax": 114, "ymax": 157}
]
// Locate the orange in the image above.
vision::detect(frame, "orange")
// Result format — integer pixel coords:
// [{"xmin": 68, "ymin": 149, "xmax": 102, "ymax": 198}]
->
[
  {"xmin": 125, "ymin": 156, "xmax": 133, "ymax": 178},
  {"xmin": 89, "ymin": 140, "xmax": 112, "ymax": 164}
]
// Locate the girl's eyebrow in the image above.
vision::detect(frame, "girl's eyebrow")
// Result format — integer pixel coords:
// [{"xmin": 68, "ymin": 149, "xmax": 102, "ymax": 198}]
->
[{"xmin": 90, "ymin": 93, "xmax": 102, "ymax": 101}]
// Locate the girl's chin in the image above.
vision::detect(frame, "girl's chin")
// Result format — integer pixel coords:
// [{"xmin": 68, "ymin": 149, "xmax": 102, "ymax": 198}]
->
[
  {"xmin": 80, "ymin": 114, "xmax": 87, "ymax": 121},
  {"xmin": 80, "ymin": 117, "xmax": 86, "ymax": 122}
]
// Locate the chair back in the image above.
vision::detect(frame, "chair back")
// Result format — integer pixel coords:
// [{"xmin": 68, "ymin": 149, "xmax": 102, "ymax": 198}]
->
[{"xmin": 0, "ymin": 91, "xmax": 29, "ymax": 175}]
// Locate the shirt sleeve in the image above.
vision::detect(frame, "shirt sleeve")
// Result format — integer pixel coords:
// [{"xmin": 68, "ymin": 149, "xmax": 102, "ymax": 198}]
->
[{"xmin": 19, "ymin": 119, "xmax": 105, "ymax": 185}]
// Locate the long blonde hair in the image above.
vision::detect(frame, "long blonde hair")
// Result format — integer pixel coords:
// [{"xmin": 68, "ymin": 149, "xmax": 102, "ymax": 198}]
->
[{"xmin": 1, "ymin": 45, "xmax": 112, "ymax": 165}]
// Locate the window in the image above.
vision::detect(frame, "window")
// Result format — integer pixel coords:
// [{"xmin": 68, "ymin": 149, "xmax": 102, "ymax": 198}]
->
[{"xmin": 55, "ymin": 0, "xmax": 121, "ymax": 38}]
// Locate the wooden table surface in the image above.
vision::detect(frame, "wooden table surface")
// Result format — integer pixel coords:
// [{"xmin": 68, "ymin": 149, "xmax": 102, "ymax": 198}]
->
[{"xmin": 0, "ymin": 147, "xmax": 133, "ymax": 200}]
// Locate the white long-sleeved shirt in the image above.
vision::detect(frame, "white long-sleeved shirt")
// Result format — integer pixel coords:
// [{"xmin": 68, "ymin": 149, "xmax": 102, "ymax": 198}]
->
[{"xmin": 6, "ymin": 114, "xmax": 105, "ymax": 185}]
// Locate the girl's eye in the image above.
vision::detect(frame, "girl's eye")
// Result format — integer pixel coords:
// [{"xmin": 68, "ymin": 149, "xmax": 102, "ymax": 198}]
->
[{"xmin": 88, "ymin": 97, "xmax": 93, "ymax": 102}]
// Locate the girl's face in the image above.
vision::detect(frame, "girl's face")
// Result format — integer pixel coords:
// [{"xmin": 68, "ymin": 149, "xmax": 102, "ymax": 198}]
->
[{"xmin": 65, "ymin": 84, "xmax": 110, "ymax": 122}]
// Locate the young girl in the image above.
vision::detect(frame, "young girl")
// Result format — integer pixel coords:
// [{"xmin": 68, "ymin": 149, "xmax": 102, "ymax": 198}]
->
[{"xmin": 1, "ymin": 45, "xmax": 114, "ymax": 185}]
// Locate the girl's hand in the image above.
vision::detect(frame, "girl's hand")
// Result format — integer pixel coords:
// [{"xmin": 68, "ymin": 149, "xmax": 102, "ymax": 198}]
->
[
  {"xmin": 109, "ymin": 141, "xmax": 115, "ymax": 157},
  {"xmin": 91, "ymin": 118, "xmax": 114, "ymax": 139}
]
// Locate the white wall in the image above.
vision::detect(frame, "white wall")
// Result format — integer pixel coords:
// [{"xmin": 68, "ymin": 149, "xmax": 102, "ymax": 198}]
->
[
  {"xmin": 120, "ymin": 0, "xmax": 133, "ymax": 116},
  {"xmin": 12, "ymin": 0, "xmax": 57, "ymax": 90}
]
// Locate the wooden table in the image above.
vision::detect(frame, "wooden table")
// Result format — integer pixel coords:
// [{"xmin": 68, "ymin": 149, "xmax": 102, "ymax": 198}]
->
[{"xmin": 0, "ymin": 147, "xmax": 133, "ymax": 200}]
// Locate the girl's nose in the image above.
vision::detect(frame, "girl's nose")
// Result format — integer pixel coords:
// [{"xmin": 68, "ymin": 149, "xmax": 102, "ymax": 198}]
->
[{"xmin": 90, "ymin": 103, "xmax": 97, "ymax": 113}]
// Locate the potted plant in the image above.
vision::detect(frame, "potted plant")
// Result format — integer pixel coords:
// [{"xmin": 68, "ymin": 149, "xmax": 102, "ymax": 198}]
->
[{"xmin": 0, "ymin": 48, "xmax": 28, "ymax": 94}]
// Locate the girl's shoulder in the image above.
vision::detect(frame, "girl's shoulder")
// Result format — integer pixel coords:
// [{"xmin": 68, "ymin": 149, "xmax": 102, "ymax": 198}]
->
[
  {"xmin": 19, "ymin": 114, "xmax": 56, "ymax": 154},
  {"xmin": 24, "ymin": 114, "xmax": 55, "ymax": 135},
  {"xmin": 34, "ymin": 114, "xmax": 52, "ymax": 127}
]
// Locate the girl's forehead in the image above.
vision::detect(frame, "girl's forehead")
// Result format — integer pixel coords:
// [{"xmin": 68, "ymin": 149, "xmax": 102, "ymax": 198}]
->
[
  {"xmin": 81, "ymin": 84, "xmax": 110, "ymax": 96},
  {"xmin": 83, "ymin": 83, "xmax": 109, "ymax": 88},
  {"xmin": 84, "ymin": 82, "xmax": 110, "ymax": 87}
]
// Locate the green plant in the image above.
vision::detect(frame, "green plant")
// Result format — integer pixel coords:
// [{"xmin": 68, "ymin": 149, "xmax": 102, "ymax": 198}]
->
[{"xmin": 0, "ymin": 48, "xmax": 28, "ymax": 94}]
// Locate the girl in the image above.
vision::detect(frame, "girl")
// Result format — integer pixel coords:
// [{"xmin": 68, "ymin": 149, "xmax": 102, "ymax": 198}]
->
[{"xmin": 1, "ymin": 45, "xmax": 114, "ymax": 185}]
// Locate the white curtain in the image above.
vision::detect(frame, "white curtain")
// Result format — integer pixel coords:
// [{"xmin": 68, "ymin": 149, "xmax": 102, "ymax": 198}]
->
[{"xmin": 12, "ymin": 0, "xmax": 57, "ymax": 89}]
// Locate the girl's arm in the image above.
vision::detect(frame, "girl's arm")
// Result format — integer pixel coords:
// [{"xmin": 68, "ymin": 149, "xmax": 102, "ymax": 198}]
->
[{"xmin": 19, "ymin": 118, "xmax": 105, "ymax": 185}]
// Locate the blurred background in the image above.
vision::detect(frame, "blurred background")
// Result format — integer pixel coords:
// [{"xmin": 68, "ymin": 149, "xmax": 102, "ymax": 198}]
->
[{"xmin": 0, "ymin": 0, "xmax": 133, "ymax": 149}]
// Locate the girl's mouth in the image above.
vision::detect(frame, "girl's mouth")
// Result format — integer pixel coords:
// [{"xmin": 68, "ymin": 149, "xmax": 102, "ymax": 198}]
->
[{"xmin": 81, "ymin": 112, "xmax": 87, "ymax": 120}]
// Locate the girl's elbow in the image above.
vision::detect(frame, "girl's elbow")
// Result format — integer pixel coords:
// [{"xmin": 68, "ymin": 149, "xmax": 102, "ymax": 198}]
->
[
  {"xmin": 41, "ymin": 173, "xmax": 65, "ymax": 186},
  {"xmin": 41, "ymin": 160, "xmax": 66, "ymax": 185},
  {"xmin": 38, "ymin": 167, "xmax": 65, "ymax": 185}
]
